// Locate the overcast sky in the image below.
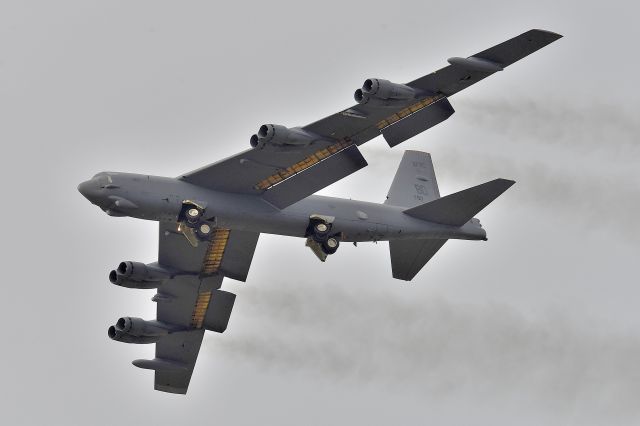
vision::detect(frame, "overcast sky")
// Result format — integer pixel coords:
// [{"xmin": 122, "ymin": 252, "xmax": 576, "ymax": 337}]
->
[{"xmin": 2, "ymin": 1, "xmax": 639, "ymax": 425}]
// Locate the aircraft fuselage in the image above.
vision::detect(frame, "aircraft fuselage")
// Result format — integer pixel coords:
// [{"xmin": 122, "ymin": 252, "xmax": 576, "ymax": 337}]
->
[{"xmin": 78, "ymin": 172, "xmax": 486, "ymax": 243}]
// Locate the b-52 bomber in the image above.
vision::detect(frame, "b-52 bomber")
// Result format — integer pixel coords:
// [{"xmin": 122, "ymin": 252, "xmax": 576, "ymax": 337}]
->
[{"xmin": 78, "ymin": 29, "xmax": 561, "ymax": 394}]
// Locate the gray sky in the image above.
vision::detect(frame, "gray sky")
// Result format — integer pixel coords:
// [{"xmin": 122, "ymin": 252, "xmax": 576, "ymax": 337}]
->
[{"xmin": 2, "ymin": 1, "xmax": 639, "ymax": 425}]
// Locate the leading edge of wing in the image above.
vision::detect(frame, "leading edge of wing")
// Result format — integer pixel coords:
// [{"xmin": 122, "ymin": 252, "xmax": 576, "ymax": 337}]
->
[
  {"xmin": 179, "ymin": 29, "xmax": 560, "ymax": 198},
  {"xmin": 121, "ymin": 223, "xmax": 257, "ymax": 394},
  {"xmin": 408, "ymin": 29, "xmax": 562, "ymax": 96}
]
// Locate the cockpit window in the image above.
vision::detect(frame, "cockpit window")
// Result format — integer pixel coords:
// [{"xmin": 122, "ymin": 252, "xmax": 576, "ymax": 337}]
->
[
  {"xmin": 91, "ymin": 174, "xmax": 111, "ymax": 188},
  {"xmin": 91, "ymin": 172, "xmax": 120, "ymax": 189}
]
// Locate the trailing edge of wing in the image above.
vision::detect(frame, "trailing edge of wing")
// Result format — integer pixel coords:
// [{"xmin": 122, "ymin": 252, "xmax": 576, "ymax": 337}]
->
[
  {"xmin": 261, "ymin": 145, "xmax": 368, "ymax": 209},
  {"xmin": 381, "ymin": 98, "xmax": 455, "ymax": 147},
  {"xmin": 180, "ymin": 30, "xmax": 560, "ymax": 197},
  {"xmin": 408, "ymin": 29, "xmax": 562, "ymax": 96}
]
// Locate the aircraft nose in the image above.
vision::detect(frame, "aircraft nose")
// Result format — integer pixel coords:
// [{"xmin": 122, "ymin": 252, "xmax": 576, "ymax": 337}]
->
[
  {"xmin": 77, "ymin": 180, "xmax": 91, "ymax": 198},
  {"xmin": 78, "ymin": 178, "xmax": 99, "ymax": 202}
]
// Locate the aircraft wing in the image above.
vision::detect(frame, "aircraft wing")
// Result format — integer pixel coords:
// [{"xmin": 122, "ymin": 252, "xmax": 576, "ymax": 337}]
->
[
  {"xmin": 180, "ymin": 29, "xmax": 561, "ymax": 208},
  {"xmin": 132, "ymin": 222, "xmax": 259, "ymax": 394}
]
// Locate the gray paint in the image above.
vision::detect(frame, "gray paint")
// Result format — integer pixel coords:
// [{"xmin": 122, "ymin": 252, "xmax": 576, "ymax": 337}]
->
[
  {"xmin": 76, "ymin": 29, "xmax": 559, "ymax": 393},
  {"xmin": 78, "ymin": 170, "xmax": 490, "ymax": 243},
  {"xmin": 5, "ymin": 1, "xmax": 640, "ymax": 424}
]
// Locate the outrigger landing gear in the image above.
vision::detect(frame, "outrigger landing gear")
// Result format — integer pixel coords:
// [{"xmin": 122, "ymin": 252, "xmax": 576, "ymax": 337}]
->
[
  {"xmin": 177, "ymin": 201, "xmax": 214, "ymax": 247},
  {"xmin": 306, "ymin": 215, "xmax": 341, "ymax": 261}
]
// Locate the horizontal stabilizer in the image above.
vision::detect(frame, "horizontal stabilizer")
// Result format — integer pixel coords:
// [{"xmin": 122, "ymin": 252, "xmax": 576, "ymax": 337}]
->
[
  {"xmin": 403, "ymin": 179, "xmax": 515, "ymax": 226},
  {"xmin": 389, "ymin": 239, "xmax": 447, "ymax": 281}
]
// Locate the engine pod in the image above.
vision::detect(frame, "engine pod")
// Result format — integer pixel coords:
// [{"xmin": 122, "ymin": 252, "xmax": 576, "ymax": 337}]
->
[
  {"xmin": 361, "ymin": 78, "xmax": 417, "ymax": 100},
  {"xmin": 252, "ymin": 124, "xmax": 321, "ymax": 148}
]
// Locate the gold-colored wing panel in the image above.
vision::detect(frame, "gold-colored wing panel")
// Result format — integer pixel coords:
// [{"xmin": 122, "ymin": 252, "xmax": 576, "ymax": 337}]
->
[
  {"xmin": 189, "ymin": 228, "xmax": 232, "ymax": 329},
  {"xmin": 190, "ymin": 291, "xmax": 212, "ymax": 328},
  {"xmin": 201, "ymin": 229, "xmax": 231, "ymax": 275},
  {"xmin": 376, "ymin": 94, "xmax": 444, "ymax": 130},
  {"xmin": 254, "ymin": 139, "xmax": 353, "ymax": 190}
]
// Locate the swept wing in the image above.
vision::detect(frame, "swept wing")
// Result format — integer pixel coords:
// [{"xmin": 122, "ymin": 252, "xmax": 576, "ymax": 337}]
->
[
  {"xmin": 180, "ymin": 29, "xmax": 561, "ymax": 208},
  {"xmin": 131, "ymin": 223, "xmax": 259, "ymax": 394}
]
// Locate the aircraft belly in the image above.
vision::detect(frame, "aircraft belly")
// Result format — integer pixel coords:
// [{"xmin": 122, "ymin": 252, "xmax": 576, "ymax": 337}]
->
[{"xmin": 217, "ymin": 213, "xmax": 309, "ymax": 237}]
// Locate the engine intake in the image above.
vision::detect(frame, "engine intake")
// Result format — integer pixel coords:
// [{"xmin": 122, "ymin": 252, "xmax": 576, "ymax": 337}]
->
[
  {"xmin": 107, "ymin": 325, "xmax": 161, "ymax": 344},
  {"xmin": 109, "ymin": 261, "xmax": 170, "ymax": 289},
  {"xmin": 116, "ymin": 316, "xmax": 173, "ymax": 336},
  {"xmin": 108, "ymin": 317, "xmax": 177, "ymax": 344},
  {"xmin": 354, "ymin": 78, "xmax": 418, "ymax": 106},
  {"xmin": 250, "ymin": 124, "xmax": 320, "ymax": 149}
]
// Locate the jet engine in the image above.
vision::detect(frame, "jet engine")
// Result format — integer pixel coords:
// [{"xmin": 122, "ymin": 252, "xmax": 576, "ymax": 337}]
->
[
  {"xmin": 109, "ymin": 261, "xmax": 170, "ymax": 289},
  {"xmin": 115, "ymin": 317, "xmax": 173, "ymax": 336},
  {"xmin": 108, "ymin": 317, "xmax": 175, "ymax": 344},
  {"xmin": 354, "ymin": 78, "xmax": 418, "ymax": 106},
  {"xmin": 107, "ymin": 325, "xmax": 160, "ymax": 344},
  {"xmin": 250, "ymin": 124, "xmax": 319, "ymax": 149}
]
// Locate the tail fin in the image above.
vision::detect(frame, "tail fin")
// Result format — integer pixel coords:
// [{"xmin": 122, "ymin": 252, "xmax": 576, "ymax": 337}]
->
[
  {"xmin": 386, "ymin": 151, "xmax": 514, "ymax": 281},
  {"xmin": 403, "ymin": 179, "xmax": 515, "ymax": 226},
  {"xmin": 389, "ymin": 239, "xmax": 447, "ymax": 281},
  {"xmin": 385, "ymin": 150, "xmax": 440, "ymax": 208}
]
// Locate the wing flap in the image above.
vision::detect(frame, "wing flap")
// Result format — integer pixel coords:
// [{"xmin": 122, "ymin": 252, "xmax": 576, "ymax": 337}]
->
[
  {"xmin": 219, "ymin": 230, "xmax": 260, "ymax": 281},
  {"xmin": 381, "ymin": 98, "xmax": 455, "ymax": 147},
  {"xmin": 203, "ymin": 289, "xmax": 236, "ymax": 333},
  {"xmin": 261, "ymin": 145, "xmax": 368, "ymax": 208}
]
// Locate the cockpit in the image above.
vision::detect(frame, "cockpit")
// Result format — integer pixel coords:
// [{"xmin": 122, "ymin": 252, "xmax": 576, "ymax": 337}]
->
[{"xmin": 92, "ymin": 172, "xmax": 120, "ymax": 189}]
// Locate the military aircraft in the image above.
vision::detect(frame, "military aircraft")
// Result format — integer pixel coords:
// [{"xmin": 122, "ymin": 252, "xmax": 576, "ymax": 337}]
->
[{"xmin": 78, "ymin": 29, "xmax": 561, "ymax": 394}]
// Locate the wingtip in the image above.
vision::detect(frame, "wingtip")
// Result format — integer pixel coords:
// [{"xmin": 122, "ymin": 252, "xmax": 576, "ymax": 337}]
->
[
  {"xmin": 494, "ymin": 178, "xmax": 516, "ymax": 186},
  {"xmin": 531, "ymin": 29, "xmax": 563, "ymax": 39},
  {"xmin": 492, "ymin": 178, "xmax": 516, "ymax": 192}
]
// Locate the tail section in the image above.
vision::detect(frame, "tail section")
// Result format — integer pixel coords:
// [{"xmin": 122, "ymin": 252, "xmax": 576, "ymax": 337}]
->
[
  {"xmin": 385, "ymin": 150, "xmax": 440, "ymax": 208},
  {"xmin": 403, "ymin": 179, "xmax": 515, "ymax": 226},
  {"xmin": 386, "ymin": 151, "xmax": 515, "ymax": 281}
]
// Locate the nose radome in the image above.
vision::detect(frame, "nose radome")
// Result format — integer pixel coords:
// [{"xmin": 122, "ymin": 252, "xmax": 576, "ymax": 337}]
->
[{"xmin": 77, "ymin": 180, "xmax": 92, "ymax": 198}]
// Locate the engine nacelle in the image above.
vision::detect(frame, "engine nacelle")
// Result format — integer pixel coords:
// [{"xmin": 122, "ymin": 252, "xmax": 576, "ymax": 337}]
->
[
  {"xmin": 250, "ymin": 124, "xmax": 319, "ymax": 149},
  {"xmin": 109, "ymin": 261, "xmax": 170, "ymax": 289},
  {"xmin": 362, "ymin": 78, "xmax": 417, "ymax": 100},
  {"xmin": 107, "ymin": 325, "xmax": 161, "ymax": 344},
  {"xmin": 354, "ymin": 78, "xmax": 418, "ymax": 106},
  {"xmin": 115, "ymin": 317, "xmax": 173, "ymax": 337}
]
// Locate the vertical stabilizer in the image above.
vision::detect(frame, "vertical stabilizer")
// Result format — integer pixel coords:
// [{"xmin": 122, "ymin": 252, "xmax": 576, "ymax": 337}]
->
[{"xmin": 384, "ymin": 151, "xmax": 440, "ymax": 208}]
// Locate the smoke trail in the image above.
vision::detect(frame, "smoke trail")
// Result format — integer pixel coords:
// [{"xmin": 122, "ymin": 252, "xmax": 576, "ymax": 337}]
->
[
  {"xmin": 211, "ymin": 281, "xmax": 640, "ymax": 422},
  {"xmin": 456, "ymin": 98, "xmax": 640, "ymax": 160},
  {"xmin": 358, "ymin": 98, "xmax": 640, "ymax": 239}
]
